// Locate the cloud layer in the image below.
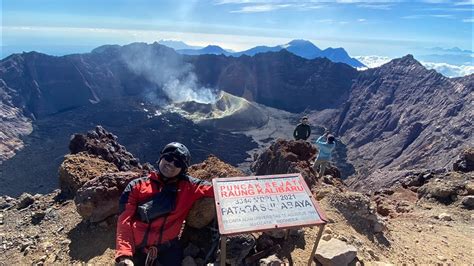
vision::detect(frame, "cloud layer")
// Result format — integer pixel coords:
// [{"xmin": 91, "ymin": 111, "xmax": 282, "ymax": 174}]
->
[{"xmin": 356, "ymin": 55, "xmax": 474, "ymax": 77}]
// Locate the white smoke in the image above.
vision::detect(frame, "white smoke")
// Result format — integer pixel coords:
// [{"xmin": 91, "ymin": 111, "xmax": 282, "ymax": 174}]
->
[
  {"xmin": 163, "ymin": 72, "xmax": 217, "ymax": 103},
  {"xmin": 121, "ymin": 43, "xmax": 217, "ymax": 104}
]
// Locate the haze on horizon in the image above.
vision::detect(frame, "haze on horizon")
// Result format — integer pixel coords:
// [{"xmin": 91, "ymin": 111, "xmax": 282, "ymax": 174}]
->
[{"xmin": 1, "ymin": 0, "xmax": 473, "ymax": 76}]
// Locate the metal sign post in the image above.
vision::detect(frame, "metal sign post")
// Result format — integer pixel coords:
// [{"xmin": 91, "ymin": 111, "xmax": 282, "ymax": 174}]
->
[
  {"xmin": 212, "ymin": 173, "xmax": 328, "ymax": 265},
  {"xmin": 307, "ymin": 224, "xmax": 325, "ymax": 266},
  {"xmin": 220, "ymin": 235, "xmax": 227, "ymax": 266}
]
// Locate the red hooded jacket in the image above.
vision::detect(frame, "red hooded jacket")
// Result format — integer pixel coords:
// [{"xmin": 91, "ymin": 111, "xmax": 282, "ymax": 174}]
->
[{"xmin": 115, "ymin": 171, "xmax": 214, "ymax": 260}]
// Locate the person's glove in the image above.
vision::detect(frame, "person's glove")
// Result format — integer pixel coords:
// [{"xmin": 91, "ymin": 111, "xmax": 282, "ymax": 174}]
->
[{"xmin": 116, "ymin": 257, "xmax": 134, "ymax": 266}]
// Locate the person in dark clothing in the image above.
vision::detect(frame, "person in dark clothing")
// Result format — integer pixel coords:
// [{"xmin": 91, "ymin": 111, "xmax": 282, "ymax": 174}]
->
[
  {"xmin": 293, "ymin": 116, "xmax": 311, "ymax": 141},
  {"xmin": 116, "ymin": 142, "xmax": 214, "ymax": 266}
]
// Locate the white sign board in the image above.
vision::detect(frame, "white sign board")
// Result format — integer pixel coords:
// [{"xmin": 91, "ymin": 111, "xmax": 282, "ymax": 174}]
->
[{"xmin": 213, "ymin": 173, "xmax": 327, "ymax": 235}]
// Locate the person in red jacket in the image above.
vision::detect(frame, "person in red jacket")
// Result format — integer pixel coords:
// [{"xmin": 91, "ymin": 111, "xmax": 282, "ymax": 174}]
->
[{"xmin": 115, "ymin": 142, "xmax": 214, "ymax": 266}]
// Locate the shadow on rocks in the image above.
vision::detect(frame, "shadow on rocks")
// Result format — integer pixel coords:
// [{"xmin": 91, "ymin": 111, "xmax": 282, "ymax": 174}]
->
[
  {"xmin": 328, "ymin": 191, "xmax": 391, "ymax": 247},
  {"xmin": 67, "ymin": 219, "xmax": 116, "ymax": 261}
]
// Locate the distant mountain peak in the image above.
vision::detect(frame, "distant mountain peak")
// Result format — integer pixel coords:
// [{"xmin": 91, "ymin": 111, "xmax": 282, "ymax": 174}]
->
[
  {"xmin": 203, "ymin": 45, "xmax": 224, "ymax": 50},
  {"xmin": 285, "ymin": 39, "xmax": 321, "ymax": 51},
  {"xmin": 158, "ymin": 40, "xmax": 202, "ymax": 50},
  {"xmin": 392, "ymin": 54, "xmax": 423, "ymax": 67}
]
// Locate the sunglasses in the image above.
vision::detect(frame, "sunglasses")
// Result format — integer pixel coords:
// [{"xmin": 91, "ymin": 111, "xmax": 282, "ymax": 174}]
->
[{"xmin": 162, "ymin": 154, "xmax": 184, "ymax": 168}]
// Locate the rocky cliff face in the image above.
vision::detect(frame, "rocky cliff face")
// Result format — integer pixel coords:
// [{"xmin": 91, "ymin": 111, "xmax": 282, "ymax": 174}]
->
[
  {"xmin": 0, "ymin": 79, "xmax": 32, "ymax": 161},
  {"xmin": 0, "ymin": 43, "xmax": 356, "ymax": 165},
  {"xmin": 332, "ymin": 55, "xmax": 473, "ymax": 189},
  {"xmin": 0, "ymin": 43, "xmax": 356, "ymax": 120},
  {"xmin": 190, "ymin": 50, "xmax": 358, "ymax": 112},
  {"xmin": 1, "ymin": 44, "xmax": 472, "ymax": 195}
]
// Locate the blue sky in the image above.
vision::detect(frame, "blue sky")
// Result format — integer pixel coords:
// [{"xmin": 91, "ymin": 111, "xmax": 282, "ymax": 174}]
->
[{"xmin": 1, "ymin": 0, "xmax": 473, "ymax": 63}]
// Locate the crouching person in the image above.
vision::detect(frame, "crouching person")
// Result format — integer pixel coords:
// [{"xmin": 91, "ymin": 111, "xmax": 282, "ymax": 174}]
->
[{"xmin": 115, "ymin": 142, "xmax": 214, "ymax": 266}]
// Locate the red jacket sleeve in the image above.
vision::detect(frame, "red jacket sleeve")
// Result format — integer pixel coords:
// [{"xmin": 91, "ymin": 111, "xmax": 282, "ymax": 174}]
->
[
  {"xmin": 189, "ymin": 177, "xmax": 214, "ymax": 201},
  {"xmin": 115, "ymin": 179, "xmax": 140, "ymax": 260}
]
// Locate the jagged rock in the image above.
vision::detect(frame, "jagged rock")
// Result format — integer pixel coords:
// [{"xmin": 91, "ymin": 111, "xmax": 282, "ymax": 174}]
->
[
  {"xmin": 259, "ymin": 254, "xmax": 283, "ymax": 266},
  {"xmin": 180, "ymin": 225, "xmax": 216, "ymax": 261},
  {"xmin": 68, "ymin": 125, "xmax": 143, "ymax": 171},
  {"xmin": 188, "ymin": 154, "xmax": 245, "ymax": 181},
  {"xmin": 461, "ymin": 196, "xmax": 474, "ymax": 209},
  {"xmin": 314, "ymin": 184, "xmax": 341, "ymax": 200},
  {"xmin": 225, "ymin": 234, "xmax": 256, "ymax": 265},
  {"xmin": 373, "ymin": 221, "xmax": 385, "ymax": 233},
  {"xmin": 453, "ymin": 148, "xmax": 474, "ymax": 172},
  {"xmin": 289, "ymin": 228, "xmax": 304, "ymax": 239},
  {"xmin": 322, "ymin": 166, "xmax": 342, "ymax": 180},
  {"xmin": 376, "ymin": 202, "xmax": 391, "ymax": 217},
  {"xmin": 17, "ymin": 193, "xmax": 35, "ymax": 209},
  {"xmin": 395, "ymin": 201, "xmax": 412, "ymax": 213},
  {"xmin": 58, "ymin": 153, "xmax": 118, "ymax": 197},
  {"xmin": 31, "ymin": 211, "xmax": 46, "ymax": 224},
  {"xmin": 74, "ymin": 171, "xmax": 140, "ymax": 222},
  {"xmin": 315, "ymin": 238, "xmax": 358, "ymax": 266},
  {"xmin": 349, "ymin": 169, "xmax": 444, "ymax": 193},
  {"xmin": 185, "ymin": 155, "xmax": 242, "ymax": 229},
  {"xmin": 417, "ymin": 179, "xmax": 464, "ymax": 201},
  {"xmin": 186, "ymin": 197, "xmax": 216, "ymax": 229},
  {"xmin": 256, "ymin": 234, "xmax": 274, "ymax": 252},
  {"xmin": 180, "ymin": 155, "xmax": 244, "ymax": 261},
  {"xmin": 251, "ymin": 139, "xmax": 319, "ymax": 186},
  {"xmin": 182, "ymin": 256, "xmax": 197, "ymax": 266},
  {"xmin": 465, "ymin": 181, "xmax": 474, "ymax": 195},
  {"xmin": 0, "ymin": 196, "xmax": 15, "ymax": 210},
  {"xmin": 264, "ymin": 229, "xmax": 286, "ymax": 239},
  {"xmin": 402, "ymin": 172, "xmax": 435, "ymax": 187},
  {"xmin": 327, "ymin": 191, "xmax": 385, "ymax": 235}
]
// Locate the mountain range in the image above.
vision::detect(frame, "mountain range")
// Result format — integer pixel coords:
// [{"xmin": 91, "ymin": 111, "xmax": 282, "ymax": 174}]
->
[
  {"xmin": 0, "ymin": 42, "xmax": 472, "ymax": 195},
  {"xmin": 163, "ymin": 39, "xmax": 365, "ymax": 68}
]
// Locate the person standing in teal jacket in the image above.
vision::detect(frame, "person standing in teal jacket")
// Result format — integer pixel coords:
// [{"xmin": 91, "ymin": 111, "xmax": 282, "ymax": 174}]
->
[{"xmin": 312, "ymin": 132, "xmax": 336, "ymax": 177}]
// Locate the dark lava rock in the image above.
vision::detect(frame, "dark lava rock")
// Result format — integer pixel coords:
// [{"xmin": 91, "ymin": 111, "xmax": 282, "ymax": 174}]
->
[
  {"xmin": 17, "ymin": 193, "xmax": 35, "ymax": 209},
  {"xmin": 251, "ymin": 139, "xmax": 319, "ymax": 187},
  {"xmin": 74, "ymin": 171, "xmax": 140, "ymax": 223},
  {"xmin": 453, "ymin": 148, "xmax": 474, "ymax": 173},
  {"xmin": 461, "ymin": 195, "xmax": 474, "ymax": 209},
  {"xmin": 58, "ymin": 153, "xmax": 119, "ymax": 197},
  {"xmin": 69, "ymin": 125, "xmax": 142, "ymax": 171},
  {"xmin": 335, "ymin": 55, "xmax": 473, "ymax": 191},
  {"xmin": 225, "ymin": 234, "xmax": 256, "ymax": 265}
]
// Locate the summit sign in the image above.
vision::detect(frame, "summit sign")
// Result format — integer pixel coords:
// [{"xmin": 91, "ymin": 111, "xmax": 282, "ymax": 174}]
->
[{"xmin": 213, "ymin": 173, "xmax": 327, "ymax": 235}]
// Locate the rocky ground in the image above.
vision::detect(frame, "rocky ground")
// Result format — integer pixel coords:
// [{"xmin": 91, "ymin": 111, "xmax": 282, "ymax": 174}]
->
[
  {"xmin": 0, "ymin": 128, "xmax": 472, "ymax": 265},
  {"xmin": 1, "ymin": 176, "xmax": 472, "ymax": 265}
]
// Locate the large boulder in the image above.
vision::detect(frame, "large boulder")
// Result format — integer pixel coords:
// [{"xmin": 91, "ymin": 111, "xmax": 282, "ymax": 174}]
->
[
  {"xmin": 69, "ymin": 125, "xmax": 143, "ymax": 171},
  {"xmin": 58, "ymin": 153, "xmax": 118, "ymax": 197},
  {"xmin": 453, "ymin": 147, "xmax": 474, "ymax": 172},
  {"xmin": 179, "ymin": 155, "xmax": 246, "ymax": 262},
  {"xmin": 74, "ymin": 171, "xmax": 141, "ymax": 222},
  {"xmin": 185, "ymin": 155, "xmax": 245, "ymax": 229},
  {"xmin": 417, "ymin": 178, "xmax": 465, "ymax": 202},
  {"xmin": 251, "ymin": 139, "xmax": 318, "ymax": 186},
  {"xmin": 327, "ymin": 191, "xmax": 385, "ymax": 235},
  {"xmin": 225, "ymin": 234, "xmax": 256, "ymax": 265},
  {"xmin": 315, "ymin": 238, "xmax": 358, "ymax": 266},
  {"xmin": 188, "ymin": 155, "xmax": 245, "ymax": 182}
]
